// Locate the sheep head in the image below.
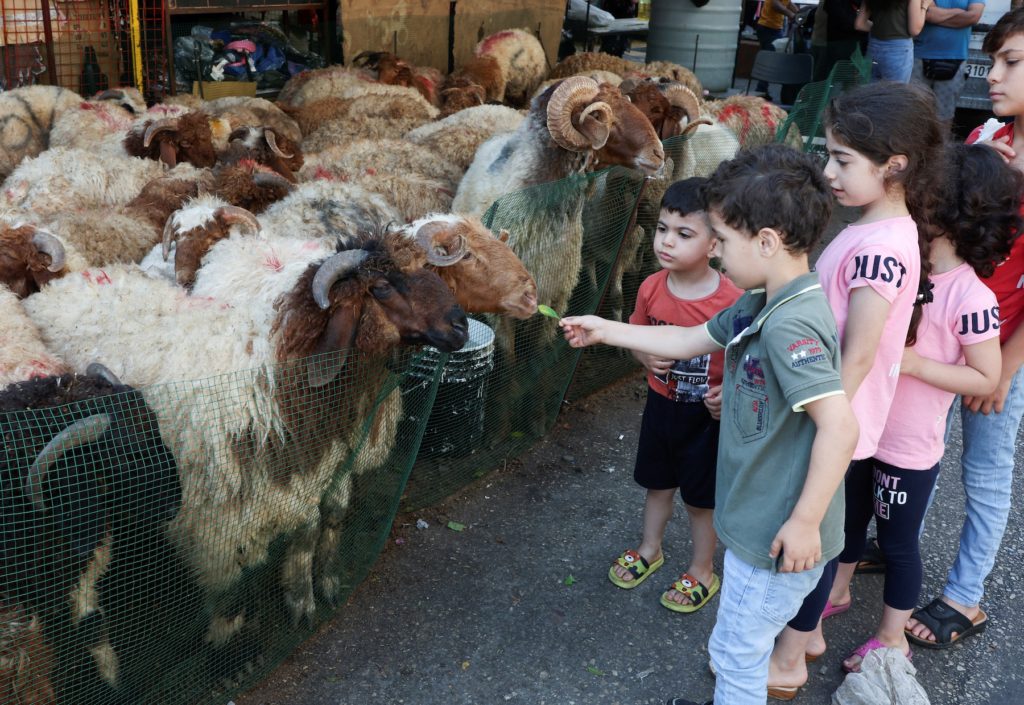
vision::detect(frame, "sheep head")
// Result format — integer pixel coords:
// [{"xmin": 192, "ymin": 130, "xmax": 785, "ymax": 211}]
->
[
  {"xmin": 622, "ymin": 80, "xmax": 672, "ymax": 139},
  {"xmin": 273, "ymin": 233, "xmax": 469, "ymax": 388},
  {"xmin": 439, "ymin": 77, "xmax": 487, "ymax": 117},
  {"xmin": 410, "ymin": 215, "xmax": 538, "ymax": 320},
  {"xmin": 222, "ymin": 126, "xmax": 303, "ymax": 182},
  {"xmin": 659, "ymin": 82, "xmax": 704, "ymax": 140},
  {"xmin": 546, "ymin": 78, "xmax": 664, "ymax": 175},
  {"xmin": 0, "ymin": 225, "xmax": 66, "ymax": 298},
  {"xmin": 163, "ymin": 201, "xmax": 262, "ymax": 288},
  {"xmin": 212, "ymin": 163, "xmax": 293, "ymax": 214},
  {"xmin": 124, "ymin": 111, "xmax": 217, "ymax": 168}
]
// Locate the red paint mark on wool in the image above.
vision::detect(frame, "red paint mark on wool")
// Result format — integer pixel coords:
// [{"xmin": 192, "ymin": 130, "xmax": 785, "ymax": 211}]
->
[
  {"xmin": 477, "ymin": 30, "xmax": 516, "ymax": 55},
  {"xmin": 719, "ymin": 104, "xmax": 753, "ymax": 141},
  {"xmin": 313, "ymin": 166, "xmax": 334, "ymax": 181},
  {"xmin": 263, "ymin": 252, "xmax": 283, "ymax": 271},
  {"xmin": 95, "ymin": 270, "xmax": 112, "ymax": 285},
  {"xmin": 365, "ymin": 167, "xmax": 377, "ymax": 176}
]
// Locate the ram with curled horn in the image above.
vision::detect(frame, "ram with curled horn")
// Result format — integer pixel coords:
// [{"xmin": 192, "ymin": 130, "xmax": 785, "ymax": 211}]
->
[
  {"xmin": 0, "ymin": 366, "xmax": 180, "ymax": 690},
  {"xmin": 23, "ymin": 228, "xmax": 468, "ymax": 651}
]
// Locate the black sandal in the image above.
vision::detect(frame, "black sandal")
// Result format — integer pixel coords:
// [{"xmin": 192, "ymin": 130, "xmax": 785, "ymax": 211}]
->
[
  {"xmin": 905, "ymin": 598, "xmax": 988, "ymax": 649},
  {"xmin": 854, "ymin": 536, "xmax": 885, "ymax": 574}
]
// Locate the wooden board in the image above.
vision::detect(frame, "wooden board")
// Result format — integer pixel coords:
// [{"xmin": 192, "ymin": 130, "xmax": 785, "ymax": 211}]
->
[{"xmin": 338, "ymin": 0, "xmax": 563, "ymax": 72}]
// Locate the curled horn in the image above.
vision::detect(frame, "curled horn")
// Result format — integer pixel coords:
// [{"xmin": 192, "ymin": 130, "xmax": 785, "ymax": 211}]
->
[
  {"xmin": 26, "ymin": 414, "xmax": 112, "ymax": 513},
  {"xmin": 214, "ymin": 206, "xmax": 261, "ymax": 236},
  {"xmin": 682, "ymin": 117, "xmax": 714, "ymax": 137},
  {"xmin": 661, "ymin": 84, "xmax": 703, "ymax": 124},
  {"xmin": 416, "ymin": 221, "xmax": 467, "ymax": 267},
  {"xmin": 31, "ymin": 230, "xmax": 66, "ymax": 272},
  {"xmin": 576, "ymin": 101, "xmax": 613, "ymax": 149},
  {"xmin": 546, "ymin": 77, "xmax": 603, "ymax": 152},
  {"xmin": 95, "ymin": 89, "xmax": 125, "ymax": 101},
  {"xmin": 161, "ymin": 215, "xmax": 178, "ymax": 261},
  {"xmin": 86, "ymin": 362, "xmax": 122, "ymax": 387},
  {"xmin": 253, "ymin": 171, "xmax": 294, "ymax": 192},
  {"xmin": 264, "ymin": 130, "xmax": 294, "ymax": 159},
  {"xmin": 311, "ymin": 250, "xmax": 370, "ymax": 309},
  {"xmin": 144, "ymin": 118, "xmax": 178, "ymax": 148}
]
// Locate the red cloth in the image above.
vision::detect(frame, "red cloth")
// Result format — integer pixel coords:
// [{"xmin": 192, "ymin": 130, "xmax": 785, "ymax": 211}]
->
[
  {"xmin": 966, "ymin": 122, "xmax": 1024, "ymax": 343},
  {"xmin": 629, "ymin": 270, "xmax": 742, "ymax": 400}
]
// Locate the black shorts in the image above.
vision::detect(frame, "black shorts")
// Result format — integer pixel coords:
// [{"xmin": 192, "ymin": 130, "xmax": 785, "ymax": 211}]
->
[{"xmin": 633, "ymin": 388, "xmax": 718, "ymax": 509}]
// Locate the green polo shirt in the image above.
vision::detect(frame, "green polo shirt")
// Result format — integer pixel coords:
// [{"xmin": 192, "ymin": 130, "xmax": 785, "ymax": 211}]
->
[{"xmin": 705, "ymin": 272, "xmax": 846, "ymax": 570}]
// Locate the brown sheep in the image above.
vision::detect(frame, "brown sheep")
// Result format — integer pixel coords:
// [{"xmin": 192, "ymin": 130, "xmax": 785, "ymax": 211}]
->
[
  {"xmin": 548, "ymin": 52, "xmax": 634, "ymax": 80},
  {"xmin": 0, "ymin": 604, "xmax": 55, "ymax": 705},
  {"xmin": 123, "ymin": 111, "xmax": 219, "ymax": 168},
  {"xmin": 0, "ymin": 225, "xmax": 69, "ymax": 299}
]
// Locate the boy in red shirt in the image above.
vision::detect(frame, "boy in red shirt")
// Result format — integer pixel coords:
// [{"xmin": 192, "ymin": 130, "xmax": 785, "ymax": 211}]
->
[{"xmin": 608, "ymin": 178, "xmax": 742, "ymax": 613}]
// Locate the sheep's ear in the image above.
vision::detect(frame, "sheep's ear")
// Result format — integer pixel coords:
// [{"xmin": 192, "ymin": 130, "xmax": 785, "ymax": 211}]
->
[{"xmin": 308, "ymin": 301, "xmax": 361, "ymax": 388}]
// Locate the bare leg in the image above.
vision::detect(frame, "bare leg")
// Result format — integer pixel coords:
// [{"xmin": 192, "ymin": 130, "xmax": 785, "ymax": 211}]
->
[
  {"xmin": 827, "ymin": 561, "xmax": 857, "ymax": 607},
  {"xmin": 612, "ymin": 488, "xmax": 674, "ymax": 582},
  {"xmin": 663, "ymin": 504, "xmax": 717, "ymax": 606},
  {"xmin": 769, "ymin": 625, "xmax": 815, "ymax": 689}
]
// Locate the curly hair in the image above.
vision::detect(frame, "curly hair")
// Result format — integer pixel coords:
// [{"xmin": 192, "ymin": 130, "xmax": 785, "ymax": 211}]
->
[
  {"xmin": 939, "ymin": 143, "xmax": 1023, "ymax": 279},
  {"xmin": 700, "ymin": 144, "xmax": 833, "ymax": 254},
  {"xmin": 825, "ymin": 82, "xmax": 947, "ymax": 345}
]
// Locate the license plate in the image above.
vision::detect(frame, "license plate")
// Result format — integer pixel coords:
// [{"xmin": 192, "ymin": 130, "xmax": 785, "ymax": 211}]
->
[{"xmin": 965, "ymin": 62, "xmax": 990, "ymax": 79}]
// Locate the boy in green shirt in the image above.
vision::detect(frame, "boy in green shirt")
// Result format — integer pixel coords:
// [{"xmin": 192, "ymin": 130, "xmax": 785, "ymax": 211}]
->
[{"xmin": 560, "ymin": 144, "xmax": 858, "ymax": 705}]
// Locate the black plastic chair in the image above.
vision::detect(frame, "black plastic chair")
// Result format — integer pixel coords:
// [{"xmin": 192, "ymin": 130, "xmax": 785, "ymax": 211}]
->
[{"xmin": 746, "ymin": 51, "xmax": 815, "ymax": 109}]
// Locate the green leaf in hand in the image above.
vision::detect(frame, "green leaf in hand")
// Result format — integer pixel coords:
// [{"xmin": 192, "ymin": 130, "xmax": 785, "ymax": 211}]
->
[
  {"xmin": 447, "ymin": 521, "xmax": 465, "ymax": 532},
  {"xmin": 537, "ymin": 304, "xmax": 561, "ymax": 320}
]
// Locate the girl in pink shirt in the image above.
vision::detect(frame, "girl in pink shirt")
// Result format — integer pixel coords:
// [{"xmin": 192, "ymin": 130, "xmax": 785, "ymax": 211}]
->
[
  {"xmin": 834, "ymin": 143, "xmax": 1020, "ymax": 672},
  {"xmin": 769, "ymin": 82, "xmax": 946, "ymax": 695}
]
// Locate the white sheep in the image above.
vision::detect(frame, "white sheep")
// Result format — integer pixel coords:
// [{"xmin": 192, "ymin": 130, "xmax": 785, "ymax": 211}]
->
[
  {"xmin": 404, "ymin": 104, "xmax": 526, "ymax": 172},
  {"xmin": 0, "ymin": 284, "xmax": 68, "ymax": 390},
  {"xmin": 475, "ymin": 28, "xmax": 548, "ymax": 106},
  {"xmin": 0, "ymin": 85, "xmax": 83, "ymax": 179}
]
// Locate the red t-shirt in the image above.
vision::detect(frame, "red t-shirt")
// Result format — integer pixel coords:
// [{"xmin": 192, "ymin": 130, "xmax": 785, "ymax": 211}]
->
[
  {"xmin": 629, "ymin": 269, "xmax": 743, "ymax": 401},
  {"xmin": 966, "ymin": 122, "xmax": 1024, "ymax": 343}
]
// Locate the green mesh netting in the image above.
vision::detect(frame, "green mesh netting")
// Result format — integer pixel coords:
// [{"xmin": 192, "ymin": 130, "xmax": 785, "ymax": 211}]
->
[
  {"xmin": 775, "ymin": 52, "xmax": 870, "ymax": 157},
  {"xmin": 0, "ymin": 347, "xmax": 442, "ymax": 704}
]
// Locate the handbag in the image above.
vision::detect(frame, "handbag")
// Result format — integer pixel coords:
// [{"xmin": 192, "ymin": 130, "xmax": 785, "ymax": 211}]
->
[{"xmin": 922, "ymin": 58, "xmax": 963, "ymax": 81}]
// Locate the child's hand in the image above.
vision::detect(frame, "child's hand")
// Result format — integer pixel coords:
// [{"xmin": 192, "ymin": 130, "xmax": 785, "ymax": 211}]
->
[
  {"xmin": 560, "ymin": 315, "xmax": 607, "ymax": 347},
  {"xmin": 769, "ymin": 518, "xmax": 821, "ymax": 573},
  {"xmin": 704, "ymin": 385, "xmax": 723, "ymax": 420},
  {"xmin": 637, "ymin": 353, "xmax": 674, "ymax": 377},
  {"xmin": 979, "ymin": 135, "xmax": 1015, "ymax": 163}
]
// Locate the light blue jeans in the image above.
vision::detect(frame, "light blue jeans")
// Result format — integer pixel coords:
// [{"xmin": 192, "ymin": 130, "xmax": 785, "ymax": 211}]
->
[
  {"xmin": 869, "ymin": 36, "xmax": 915, "ymax": 83},
  {"xmin": 943, "ymin": 368, "xmax": 1024, "ymax": 607},
  {"xmin": 709, "ymin": 550, "xmax": 825, "ymax": 705}
]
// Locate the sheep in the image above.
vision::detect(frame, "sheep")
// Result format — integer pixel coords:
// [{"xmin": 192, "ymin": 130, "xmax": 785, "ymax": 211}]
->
[
  {"xmin": 548, "ymin": 52, "xmax": 634, "ymax": 80},
  {"xmin": 0, "ymin": 602, "xmax": 55, "ymax": 705},
  {"xmin": 704, "ymin": 94, "xmax": 802, "ymax": 149},
  {"xmin": 439, "ymin": 55, "xmax": 506, "ymax": 116},
  {"xmin": 1, "ymin": 146, "xmax": 205, "ymax": 217},
  {"xmin": 217, "ymin": 125, "xmax": 304, "ymax": 182},
  {"xmin": 0, "ymin": 367, "xmax": 180, "ymax": 688},
  {"xmin": 620, "ymin": 79, "xmax": 703, "ymax": 140},
  {"xmin": 48, "ymin": 88, "xmax": 148, "ymax": 154},
  {"xmin": 0, "ymin": 283, "xmax": 68, "ymax": 388},
  {"xmin": 474, "ymin": 28, "xmax": 548, "ymax": 107},
  {"xmin": 277, "ymin": 67, "xmax": 428, "ymax": 110},
  {"xmin": 123, "ymin": 110, "xmax": 231, "ymax": 168},
  {"xmin": 638, "ymin": 60, "xmax": 704, "ymax": 98},
  {"xmin": 299, "ymin": 137, "xmax": 462, "ymax": 191},
  {"xmin": 404, "ymin": 104, "xmax": 526, "ymax": 172},
  {"xmin": 0, "ymin": 85, "xmax": 83, "ymax": 179},
  {"xmin": 183, "ymin": 211, "xmax": 537, "ymax": 602},
  {"xmin": 24, "ymin": 236, "xmax": 469, "ymax": 643},
  {"xmin": 201, "ymin": 96, "xmax": 303, "ymax": 145},
  {"xmin": 297, "ymin": 92, "xmax": 439, "ymax": 151},
  {"xmin": 533, "ymin": 69, "xmax": 624, "ymax": 99},
  {"xmin": 351, "ymin": 50, "xmax": 444, "ymax": 106},
  {"xmin": 254, "ymin": 179, "xmax": 402, "ymax": 244},
  {"xmin": 0, "ymin": 223, "xmax": 81, "ymax": 299}
]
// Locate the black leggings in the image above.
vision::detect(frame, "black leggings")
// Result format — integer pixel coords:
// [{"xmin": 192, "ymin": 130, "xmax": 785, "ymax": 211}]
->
[
  {"xmin": 787, "ymin": 457, "xmax": 939, "ymax": 630},
  {"xmin": 838, "ymin": 457, "xmax": 940, "ymax": 610}
]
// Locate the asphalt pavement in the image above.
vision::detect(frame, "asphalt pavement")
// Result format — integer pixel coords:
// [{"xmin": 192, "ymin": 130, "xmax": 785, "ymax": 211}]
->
[{"xmin": 235, "ymin": 372, "xmax": 1024, "ymax": 705}]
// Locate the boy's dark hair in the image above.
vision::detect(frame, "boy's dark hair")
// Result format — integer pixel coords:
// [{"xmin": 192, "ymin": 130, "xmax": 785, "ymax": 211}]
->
[
  {"xmin": 983, "ymin": 8, "xmax": 1024, "ymax": 55},
  {"xmin": 940, "ymin": 143, "xmax": 1023, "ymax": 279},
  {"xmin": 661, "ymin": 177, "xmax": 708, "ymax": 217},
  {"xmin": 700, "ymin": 144, "xmax": 832, "ymax": 254}
]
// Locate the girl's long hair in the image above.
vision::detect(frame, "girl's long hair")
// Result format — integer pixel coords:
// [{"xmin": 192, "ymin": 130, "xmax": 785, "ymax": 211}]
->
[
  {"xmin": 824, "ymin": 82, "xmax": 947, "ymax": 345},
  {"xmin": 939, "ymin": 143, "xmax": 1023, "ymax": 279}
]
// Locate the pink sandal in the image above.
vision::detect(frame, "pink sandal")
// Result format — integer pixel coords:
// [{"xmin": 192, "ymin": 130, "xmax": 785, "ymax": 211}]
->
[
  {"xmin": 842, "ymin": 637, "xmax": 912, "ymax": 673},
  {"xmin": 821, "ymin": 598, "xmax": 850, "ymax": 620}
]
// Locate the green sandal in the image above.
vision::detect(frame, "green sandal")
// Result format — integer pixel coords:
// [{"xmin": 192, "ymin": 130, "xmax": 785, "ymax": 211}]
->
[
  {"xmin": 660, "ymin": 572, "xmax": 720, "ymax": 613},
  {"xmin": 608, "ymin": 550, "xmax": 664, "ymax": 589}
]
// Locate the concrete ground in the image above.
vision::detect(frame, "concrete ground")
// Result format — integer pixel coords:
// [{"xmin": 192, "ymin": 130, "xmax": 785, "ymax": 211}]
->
[{"xmin": 234, "ymin": 368, "xmax": 1024, "ymax": 705}]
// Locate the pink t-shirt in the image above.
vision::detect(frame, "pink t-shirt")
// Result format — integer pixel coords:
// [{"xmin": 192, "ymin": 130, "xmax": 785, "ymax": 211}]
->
[
  {"xmin": 814, "ymin": 216, "xmax": 921, "ymax": 459},
  {"xmin": 875, "ymin": 264, "xmax": 999, "ymax": 469}
]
